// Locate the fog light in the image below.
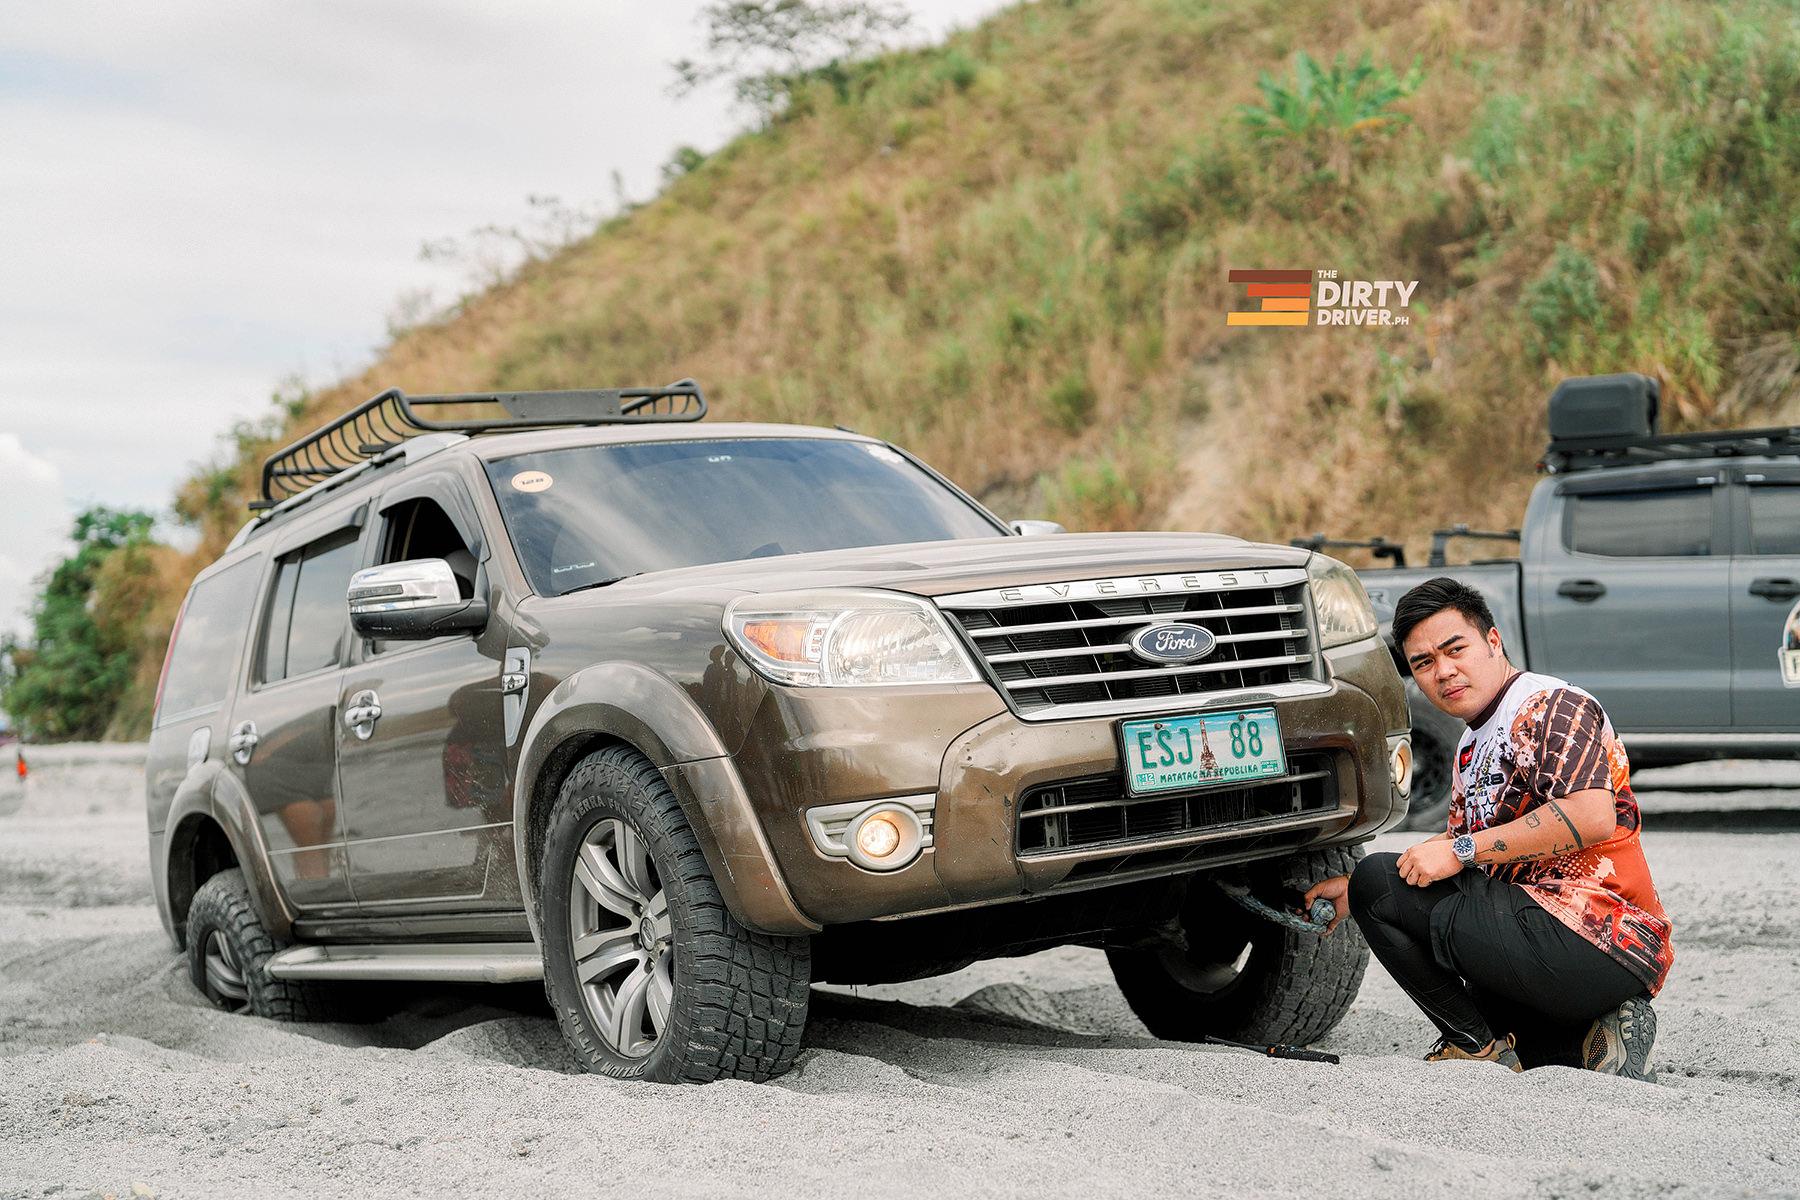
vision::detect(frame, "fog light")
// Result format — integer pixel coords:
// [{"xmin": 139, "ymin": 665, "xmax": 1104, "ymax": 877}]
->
[
  {"xmin": 1390, "ymin": 736, "xmax": 1413, "ymax": 799},
  {"xmin": 856, "ymin": 815, "xmax": 901, "ymax": 859}
]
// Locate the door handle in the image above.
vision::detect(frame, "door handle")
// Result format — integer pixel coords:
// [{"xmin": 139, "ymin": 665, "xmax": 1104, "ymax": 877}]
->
[
  {"xmin": 228, "ymin": 720, "xmax": 259, "ymax": 766},
  {"xmin": 1749, "ymin": 576, "xmax": 1800, "ymax": 601},
  {"xmin": 343, "ymin": 690, "xmax": 383, "ymax": 740},
  {"xmin": 1556, "ymin": 579, "xmax": 1607, "ymax": 602}
]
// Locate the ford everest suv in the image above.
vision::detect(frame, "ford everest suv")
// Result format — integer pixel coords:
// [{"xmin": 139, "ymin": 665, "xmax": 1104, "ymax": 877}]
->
[{"xmin": 145, "ymin": 383, "xmax": 1409, "ymax": 1082}]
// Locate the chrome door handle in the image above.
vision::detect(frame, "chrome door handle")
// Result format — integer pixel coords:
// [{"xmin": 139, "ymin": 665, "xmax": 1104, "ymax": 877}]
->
[
  {"xmin": 343, "ymin": 690, "xmax": 383, "ymax": 740},
  {"xmin": 1749, "ymin": 576, "xmax": 1800, "ymax": 601},
  {"xmin": 1556, "ymin": 579, "xmax": 1607, "ymax": 602},
  {"xmin": 228, "ymin": 720, "xmax": 259, "ymax": 766}
]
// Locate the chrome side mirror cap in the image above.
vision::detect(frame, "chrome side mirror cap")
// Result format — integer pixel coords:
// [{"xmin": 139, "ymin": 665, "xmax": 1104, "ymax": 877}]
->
[
  {"xmin": 347, "ymin": 558, "xmax": 487, "ymax": 640},
  {"xmin": 1009, "ymin": 520, "xmax": 1067, "ymax": 537}
]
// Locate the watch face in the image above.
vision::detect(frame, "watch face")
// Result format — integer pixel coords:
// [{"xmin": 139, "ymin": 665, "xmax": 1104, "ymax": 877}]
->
[{"xmin": 1453, "ymin": 835, "xmax": 1476, "ymax": 863}]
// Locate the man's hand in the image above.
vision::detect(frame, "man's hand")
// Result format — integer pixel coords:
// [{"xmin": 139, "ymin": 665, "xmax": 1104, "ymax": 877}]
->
[
  {"xmin": 1301, "ymin": 875, "xmax": 1350, "ymax": 933},
  {"xmin": 1396, "ymin": 838, "xmax": 1463, "ymax": 887}
]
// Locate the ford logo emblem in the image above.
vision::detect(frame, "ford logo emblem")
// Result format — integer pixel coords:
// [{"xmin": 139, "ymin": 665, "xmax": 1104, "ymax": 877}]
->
[{"xmin": 1128, "ymin": 622, "xmax": 1216, "ymax": 664}]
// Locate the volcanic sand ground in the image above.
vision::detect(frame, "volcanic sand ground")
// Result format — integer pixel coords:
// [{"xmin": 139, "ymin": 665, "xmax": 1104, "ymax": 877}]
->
[{"xmin": 1, "ymin": 746, "xmax": 1796, "ymax": 1199}]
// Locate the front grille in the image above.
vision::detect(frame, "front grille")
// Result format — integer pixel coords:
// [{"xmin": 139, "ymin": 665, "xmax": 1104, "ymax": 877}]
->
[
  {"xmin": 1017, "ymin": 752, "xmax": 1338, "ymax": 856},
  {"xmin": 938, "ymin": 569, "xmax": 1318, "ymax": 718}
]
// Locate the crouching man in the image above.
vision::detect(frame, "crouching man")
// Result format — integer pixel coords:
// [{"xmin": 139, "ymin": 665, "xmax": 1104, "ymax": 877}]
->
[{"xmin": 1305, "ymin": 577, "xmax": 1672, "ymax": 1079}]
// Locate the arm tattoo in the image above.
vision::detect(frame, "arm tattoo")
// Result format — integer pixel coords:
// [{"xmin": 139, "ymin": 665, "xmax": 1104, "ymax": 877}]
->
[
  {"xmin": 1491, "ymin": 839, "xmax": 1507, "ymax": 853},
  {"xmin": 1523, "ymin": 811, "xmax": 1541, "ymax": 829},
  {"xmin": 1546, "ymin": 799, "xmax": 1585, "ymax": 849}
]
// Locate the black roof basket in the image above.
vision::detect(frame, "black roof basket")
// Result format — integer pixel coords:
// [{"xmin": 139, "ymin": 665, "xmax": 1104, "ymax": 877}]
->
[
  {"xmin": 252, "ymin": 380, "xmax": 706, "ymax": 509},
  {"xmin": 1540, "ymin": 372, "xmax": 1800, "ymax": 474}
]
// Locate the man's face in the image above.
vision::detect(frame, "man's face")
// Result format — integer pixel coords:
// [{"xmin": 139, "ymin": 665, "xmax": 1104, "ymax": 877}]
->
[{"xmin": 1402, "ymin": 608, "xmax": 1511, "ymax": 722}]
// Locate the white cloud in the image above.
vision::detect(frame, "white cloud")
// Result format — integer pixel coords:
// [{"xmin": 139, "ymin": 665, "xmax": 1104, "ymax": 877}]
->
[
  {"xmin": 0, "ymin": 436, "xmax": 70, "ymax": 638},
  {"xmin": 0, "ymin": 0, "xmax": 1008, "ymax": 641}
]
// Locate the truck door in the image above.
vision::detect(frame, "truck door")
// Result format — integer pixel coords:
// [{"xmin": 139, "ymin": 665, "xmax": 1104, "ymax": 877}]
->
[
  {"xmin": 1729, "ymin": 467, "xmax": 1800, "ymax": 730},
  {"xmin": 1525, "ymin": 471, "xmax": 1731, "ymax": 730},
  {"xmin": 333, "ymin": 480, "xmax": 512, "ymax": 909},
  {"xmin": 227, "ymin": 521, "xmax": 367, "ymax": 909}
]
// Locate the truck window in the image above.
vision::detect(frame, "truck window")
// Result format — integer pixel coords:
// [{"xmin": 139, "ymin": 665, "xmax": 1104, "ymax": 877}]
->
[
  {"xmin": 378, "ymin": 497, "xmax": 476, "ymax": 599},
  {"xmin": 1565, "ymin": 488, "xmax": 1712, "ymax": 557},
  {"xmin": 257, "ymin": 527, "xmax": 363, "ymax": 683},
  {"xmin": 156, "ymin": 557, "xmax": 262, "ymax": 722},
  {"xmin": 1746, "ymin": 484, "xmax": 1800, "ymax": 555}
]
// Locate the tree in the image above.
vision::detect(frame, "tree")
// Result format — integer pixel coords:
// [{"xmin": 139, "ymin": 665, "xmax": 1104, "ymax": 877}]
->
[
  {"xmin": 1238, "ymin": 51, "xmax": 1424, "ymax": 184},
  {"xmin": 0, "ymin": 506, "xmax": 159, "ymax": 741},
  {"xmin": 671, "ymin": 1, "xmax": 912, "ymax": 120}
]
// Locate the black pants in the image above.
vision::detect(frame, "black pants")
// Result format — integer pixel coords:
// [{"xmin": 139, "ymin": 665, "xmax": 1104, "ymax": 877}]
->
[{"xmin": 1349, "ymin": 852, "xmax": 1647, "ymax": 1068}]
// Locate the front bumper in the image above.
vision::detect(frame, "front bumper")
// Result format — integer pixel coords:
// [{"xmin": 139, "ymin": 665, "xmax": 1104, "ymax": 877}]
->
[{"xmin": 722, "ymin": 639, "xmax": 1404, "ymax": 929}]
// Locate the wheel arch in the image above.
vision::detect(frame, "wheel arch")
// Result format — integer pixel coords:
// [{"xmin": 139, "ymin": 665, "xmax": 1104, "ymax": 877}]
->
[
  {"xmin": 512, "ymin": 662, "xmax": 818, "ymax": 942},
  {"xmin": 161, "ymin": 764, "xmax": 294, "ymax": 947}
]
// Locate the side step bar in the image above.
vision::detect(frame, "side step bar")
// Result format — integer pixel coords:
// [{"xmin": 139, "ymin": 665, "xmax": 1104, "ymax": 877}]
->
[{"xmin": 265, "ymin": 942, "xmax": 543, "ymax": 984}]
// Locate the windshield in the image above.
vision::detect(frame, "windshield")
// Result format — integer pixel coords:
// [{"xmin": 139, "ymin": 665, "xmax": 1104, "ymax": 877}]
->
[{"xmin": 484, "ymin": 437, "xmax": 1005, "ymax": 596}]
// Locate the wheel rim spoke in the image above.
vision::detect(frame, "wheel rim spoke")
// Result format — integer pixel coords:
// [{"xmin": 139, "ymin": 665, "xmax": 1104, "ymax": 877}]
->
[
  {"xmin": 203, "ymin": 932, "xmax": 249, "ymax": 1005},
  {"xmin": 574, "ymin": 929, "xmax": 645, "ymax": 985},
  {"xmin": 644, "ymin": 890, "xmax": 672, "ymax": 943},
  {"xmin": 576, "ymin": 838, "xmax": 643, "ymax": 918},
  {"xmin": 614, "ymin": 823, "xmax": 656, "ymax": 900},
  {"xmin": 603, "ymin": 963, "xmax": 654, "ymax": 1053}
]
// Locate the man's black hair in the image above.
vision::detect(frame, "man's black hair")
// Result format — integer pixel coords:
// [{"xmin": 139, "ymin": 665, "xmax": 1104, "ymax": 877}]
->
[{"xmin": 1391, "ymin": 576, "xmax": 1499, "ymax": 656}]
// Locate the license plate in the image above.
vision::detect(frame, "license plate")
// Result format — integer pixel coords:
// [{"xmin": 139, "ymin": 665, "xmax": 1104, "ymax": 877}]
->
[{"xmin": 1120, "ymin": 708, "xmax": 1287, "ymax": 795}]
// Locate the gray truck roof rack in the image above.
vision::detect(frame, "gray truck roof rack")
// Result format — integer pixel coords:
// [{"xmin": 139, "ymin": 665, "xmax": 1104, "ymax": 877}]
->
[
  {"xmin": 251, "ymin": 380, "xmax": 706, "ymax": 510},
  {"xmin": 1542, "ymin": 423, "xmax": 1800, "ymax": 474}
]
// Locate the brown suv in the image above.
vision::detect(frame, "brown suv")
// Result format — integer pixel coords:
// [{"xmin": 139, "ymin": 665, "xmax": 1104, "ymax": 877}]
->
[{"xmin": 145, "ymin": 383, "xmax": 1410, "ymax": 1082}]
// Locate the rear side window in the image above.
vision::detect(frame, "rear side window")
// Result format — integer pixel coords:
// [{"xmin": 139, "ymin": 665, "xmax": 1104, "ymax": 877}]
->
[
  {"xmin": 258, "ymin": 527, "xmax": 363, "ymax": 683},
  {"xmin": 1746, "ymin": 484, "xmax": 1800, "ymax": 555},
  {"xmin": 157, "ymin": 557, "xmax": 261, "ymax": 722},
  {"xmin": 1565, "ymin": 488, "xmax": 1713, "ymax": 557}
]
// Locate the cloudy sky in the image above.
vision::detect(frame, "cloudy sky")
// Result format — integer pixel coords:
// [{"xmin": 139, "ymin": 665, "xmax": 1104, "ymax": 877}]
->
[{"xmin": 0, "ymin": 0, "xmax": 1005, "ymax": 640}]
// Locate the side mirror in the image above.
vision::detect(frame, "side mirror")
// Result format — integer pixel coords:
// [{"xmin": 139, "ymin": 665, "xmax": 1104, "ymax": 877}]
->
[
  {"xmin": 347, "ymin": 558, "xmax": 487, "ymax": 640},
  {"xmin": 1009, "ymin": 520, "xmax": 1067, "ymax": 537}
]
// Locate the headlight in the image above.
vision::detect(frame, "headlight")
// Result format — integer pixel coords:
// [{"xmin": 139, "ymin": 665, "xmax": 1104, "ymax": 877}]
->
[
  {"xmin": 1308, "ymin": 554, "xmax": 1378, "ymax": 649},
  {"xmin": 724, "ymin": 589, "xmax": 982, "ymax": 687}
]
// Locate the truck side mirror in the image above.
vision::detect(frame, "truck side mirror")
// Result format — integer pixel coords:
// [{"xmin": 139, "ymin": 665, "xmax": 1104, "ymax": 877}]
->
[{"xmin": 347, "ymin": 558, "xmax": 488, "ymax": 640}]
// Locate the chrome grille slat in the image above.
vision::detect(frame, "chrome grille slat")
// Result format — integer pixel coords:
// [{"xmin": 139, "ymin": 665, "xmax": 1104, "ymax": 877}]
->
[
  {"xmin": 998, "ymin": 652, "xmax": 1313, "ymax": 690},
  {"xmin": 938, "ymin": 572, "xmax": 1322, "ymax": 720},
  {"xmin": 961, "ymin": 604, "xmax": 1306, "ymax": 639}
]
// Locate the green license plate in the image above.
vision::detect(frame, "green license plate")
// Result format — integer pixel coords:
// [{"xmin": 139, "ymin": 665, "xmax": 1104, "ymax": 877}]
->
[{"xmin": 1120, "ymin": 708, "xmax": 1287, "ymax": 795}]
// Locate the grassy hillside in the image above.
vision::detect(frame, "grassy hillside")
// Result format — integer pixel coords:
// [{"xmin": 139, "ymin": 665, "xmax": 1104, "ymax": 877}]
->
[{"xmin": 114, "ymin": 0, "xmax": 1800, "ymax": 733}]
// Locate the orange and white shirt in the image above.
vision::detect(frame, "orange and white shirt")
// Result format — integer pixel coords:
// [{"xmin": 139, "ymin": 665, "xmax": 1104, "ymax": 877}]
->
[{"xmin": 1451, "ymin": 671, "xmax": 1673, "ymax": 995}]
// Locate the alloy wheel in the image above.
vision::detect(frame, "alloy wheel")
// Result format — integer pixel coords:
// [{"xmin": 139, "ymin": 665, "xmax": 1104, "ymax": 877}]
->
[{"xmin": 568, "ymin": 818, "xmax": 674, "ymax": 1058}]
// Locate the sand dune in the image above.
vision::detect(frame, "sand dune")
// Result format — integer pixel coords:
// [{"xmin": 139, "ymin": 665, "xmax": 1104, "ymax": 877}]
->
[{"xmin": 1, "ymin": 747, "xmax": 1795, "ymax": 1198}]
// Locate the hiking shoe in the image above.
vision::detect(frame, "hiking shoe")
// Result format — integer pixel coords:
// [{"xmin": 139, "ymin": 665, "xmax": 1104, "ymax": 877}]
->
[
  {"xmin": 1584, "ymin": 996, "xmax": 1656, "ymax": 1082},
  {"xmin": 1424, "ymin": 1033, "xmax": 1522, "ymax": 1072}
]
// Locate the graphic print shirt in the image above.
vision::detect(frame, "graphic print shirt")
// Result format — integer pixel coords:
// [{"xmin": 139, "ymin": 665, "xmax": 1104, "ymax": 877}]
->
[{"xmin": 1451, "ymin": 671, "xmax": 1673, "ymax": 994}]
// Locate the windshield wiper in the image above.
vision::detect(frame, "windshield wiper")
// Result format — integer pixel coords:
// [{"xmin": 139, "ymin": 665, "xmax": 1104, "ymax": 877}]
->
[{"xmin": 556, "ymin": 573, "xmax": 640, "ymax": 596}]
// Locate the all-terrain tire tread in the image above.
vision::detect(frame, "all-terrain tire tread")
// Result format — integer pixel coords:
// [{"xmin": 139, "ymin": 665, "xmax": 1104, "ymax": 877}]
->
[
  {"xmin": 542, "ymin": 746, "xmax": 810, "ymax": 1084},
  {"xmin": 186, "ymin": 869, "xmax": 330, "ymax": 1022}
]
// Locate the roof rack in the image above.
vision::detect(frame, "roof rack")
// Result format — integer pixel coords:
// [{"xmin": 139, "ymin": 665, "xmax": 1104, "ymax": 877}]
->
[
  {"xmin": 1541, "ymin": 424, "xmax": 1800, "ymax": 475},
  {"xmin": 1427, "ymin": 525, "xmax": 1519, "ymax": 567},
  {"xmin": 252, "ymin": 380, "xmax": 706, "ymax": 509}
]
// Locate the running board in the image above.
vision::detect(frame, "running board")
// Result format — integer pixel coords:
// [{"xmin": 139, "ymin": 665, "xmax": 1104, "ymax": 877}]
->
[{"xmin": 264, "ymin": 942, "xmax": 543, "ymax": 983}]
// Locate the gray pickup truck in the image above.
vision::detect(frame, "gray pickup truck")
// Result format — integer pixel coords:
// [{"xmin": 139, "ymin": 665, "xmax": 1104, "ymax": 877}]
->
[{"xmin": 1300, "ymin": 374, "xmax": 1800, "ymax": 829}]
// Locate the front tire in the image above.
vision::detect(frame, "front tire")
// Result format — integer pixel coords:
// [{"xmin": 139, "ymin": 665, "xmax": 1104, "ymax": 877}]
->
[
  {"xmin": 540, "ymin": 746, "xmax": 811, "ymax": 1083},
  {"xmin": 1107, "ymin": 846, "xmax": 1369, "ymax": 1046},
  {"xmin": 185, "ymin": 868, "xmax": 328, "ymax": 1021}
]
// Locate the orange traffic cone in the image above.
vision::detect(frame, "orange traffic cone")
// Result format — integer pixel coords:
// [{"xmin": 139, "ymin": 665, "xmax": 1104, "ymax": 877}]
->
[{"xmin": 15, "ymin": 751, "xmax": 25, "ymax": 780}]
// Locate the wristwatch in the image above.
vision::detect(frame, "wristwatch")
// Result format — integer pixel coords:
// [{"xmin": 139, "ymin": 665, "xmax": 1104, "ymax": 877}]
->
[{"xmin": 1451, "ymin": 834, "xmax": 1478, "ymax": 865}]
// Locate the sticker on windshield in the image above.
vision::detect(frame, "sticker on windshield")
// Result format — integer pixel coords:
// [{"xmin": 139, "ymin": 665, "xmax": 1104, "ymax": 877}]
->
[
  {"xmin": 1782, "ymin": 599, "xmax": 1800, "ymax": 688},
  {"xmin": 861, "ymin": 444, "xmax": 904, "ymax": 465},
  {"xmin": 512, "ymin": 470, "xmax": 553, "ymax": 493}
]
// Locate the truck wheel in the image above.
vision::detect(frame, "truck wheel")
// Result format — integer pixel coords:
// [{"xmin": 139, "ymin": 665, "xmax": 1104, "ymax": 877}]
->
[
  {"xmin": 540, "ymin": 745, "xmax": 811, "ymax": 1083},
  {"xmin": 1107, "ymin": 847, "xmax": 1369, "ymax": 1046},
  {"xmin": 1399, "ymin": 724, "xmax": 1455, "ymax": 832},
  {"xmin": 185, "ymin": 868, "xmax": 328, "ymax": 1021}
]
